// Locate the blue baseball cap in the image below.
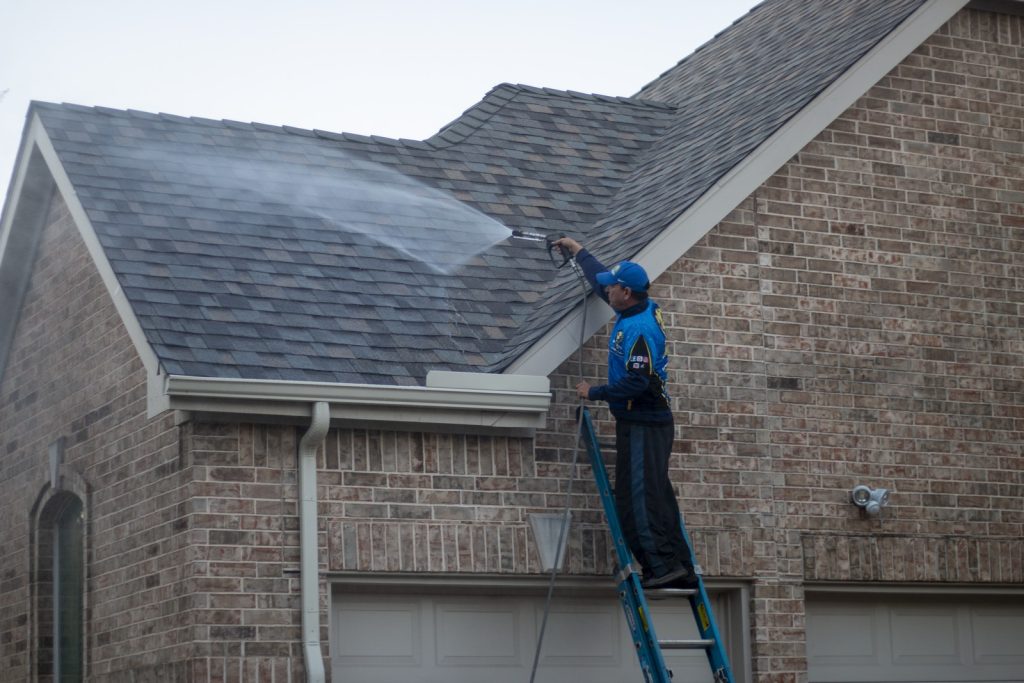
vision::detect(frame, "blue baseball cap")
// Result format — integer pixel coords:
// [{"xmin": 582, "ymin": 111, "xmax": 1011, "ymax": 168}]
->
[{"xmin": 596, "ymin": 261, "xmax": 650, "ymax": 291}]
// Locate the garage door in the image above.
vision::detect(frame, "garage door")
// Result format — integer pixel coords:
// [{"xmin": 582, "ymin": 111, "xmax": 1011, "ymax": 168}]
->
[
  {"xmin": 807, "ymin": 593, "xmax": 1024, "ymax": 683},
  {"xmin": 331, "ymin": 590, "xmax": 725, "ymax": 683}
]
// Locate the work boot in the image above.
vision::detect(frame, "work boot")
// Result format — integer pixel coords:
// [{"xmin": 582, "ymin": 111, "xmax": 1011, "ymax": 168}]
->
[{"xmin": 642, "ymin": 564, "xmax": 697, "ymax": 589}]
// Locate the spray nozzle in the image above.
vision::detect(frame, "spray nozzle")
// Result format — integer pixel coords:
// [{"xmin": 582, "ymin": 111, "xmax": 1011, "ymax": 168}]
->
[{"xmin": 510, "ymin": 230, "xmax": 571, "ymax": 268}]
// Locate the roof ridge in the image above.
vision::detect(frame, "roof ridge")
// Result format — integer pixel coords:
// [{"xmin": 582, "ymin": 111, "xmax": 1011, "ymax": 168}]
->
[
  {"xmin": 30, "ymin": 100, "xmax": 436, "ymax": 151},
  {"xmin": 425, "ymin": 82, "xmax": 676, "ymax": 149},
  {"xmin": 509, "ymin": 83, "xmax": 676, "ymax": 109},
  {"xmin": 425, "ymin": 83, "xmax": 522, "ymax": 148},
  {"xmin": 34, "ymin": 84, "xmax": 675, "ymax": 155},
  {"xmin": 633, "ymin": 0, "xmax": 768, "ymax": 100}
]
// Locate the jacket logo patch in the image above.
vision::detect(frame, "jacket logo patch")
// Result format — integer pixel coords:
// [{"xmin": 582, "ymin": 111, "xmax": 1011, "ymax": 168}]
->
[{"xmin": 612, "ymin": 331, "xmax": 625, "ymax": 355}]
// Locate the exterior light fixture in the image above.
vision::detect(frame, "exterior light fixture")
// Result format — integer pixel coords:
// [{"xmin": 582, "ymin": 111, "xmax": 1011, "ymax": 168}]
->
[
  {"xmin": 851, "ymin": 485, "xmax": 890, "ymax": 517},
  {"xmin": 528, "ymin": 511, "xmax": 571, "ymax": 572}
]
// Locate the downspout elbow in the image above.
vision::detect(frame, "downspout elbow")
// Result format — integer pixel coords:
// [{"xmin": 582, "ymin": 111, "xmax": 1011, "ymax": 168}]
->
[{"xmin": 299, "ymin": 401, "xmax": 330, "ymax": 683}]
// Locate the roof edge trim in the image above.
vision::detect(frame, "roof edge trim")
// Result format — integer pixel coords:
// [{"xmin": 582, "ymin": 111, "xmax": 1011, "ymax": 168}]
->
[
  {"xmin": 428, "ymin": 82, "xmax": 676, "ymax": 148},
  {"xmin": 28, "ymin": 112, "xmax": 164, "ymax": 379},
  {"xmin": 506, "ymin": 0, "xmax": 969, "ymax": 377},
  {"xmin": 0, "ymin": 121, "xmax": 54, "ymax": 386},
  {"xmin": 1, "ymin": 112, "xmax": 163, "ymax": 386}
]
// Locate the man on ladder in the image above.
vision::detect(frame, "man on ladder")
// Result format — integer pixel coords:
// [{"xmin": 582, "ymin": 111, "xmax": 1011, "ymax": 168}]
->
[{"xmin": 553, "ymin": 237, "xmax": 698, "ymax": 590}]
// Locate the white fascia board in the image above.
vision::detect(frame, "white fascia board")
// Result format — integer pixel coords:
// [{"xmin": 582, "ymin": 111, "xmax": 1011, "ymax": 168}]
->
[
  {"xmin": 0, "ymin": 121, "xmax": 36, "ymax": 260},
  {"xmin": 505, "ymin": 294, "xmax": 614, "ymax": 378},
  {"xmin": 426, "ymin": 369, "xmax": 549, "ymax": 393},
  {"xmin": 27, "ymin": 114, "xmax": 163, "ymax": 381},
  {"xmin": 506, "ymin": 0, "xmax": 968, "ymax": 378},
  {"xmin": 164, "ymin": 373, "xmax": 551, "ymax": 431},
  {"xmin": 0, "ymin": 124, "xmax": 44, "ymax": 386}
]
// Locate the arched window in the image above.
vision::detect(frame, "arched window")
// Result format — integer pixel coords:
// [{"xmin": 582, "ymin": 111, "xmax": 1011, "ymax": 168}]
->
[{"xmin": 35, "ymin": 492, "xmax": 84, "ymax": 681}]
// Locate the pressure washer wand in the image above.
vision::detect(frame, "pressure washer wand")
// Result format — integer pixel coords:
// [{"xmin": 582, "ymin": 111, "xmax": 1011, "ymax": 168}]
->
[
  {"xmin": 509, "ymin": 229, "xmax": 547, "ymax": 242},
  {"xmin": 510, "ymin": 229, "xmax": 572, "ymax": 268}
]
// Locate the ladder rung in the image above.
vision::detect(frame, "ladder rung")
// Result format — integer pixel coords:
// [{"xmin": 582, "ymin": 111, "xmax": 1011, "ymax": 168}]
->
[
  {"xmin": 658, "ymin": 639, "xmax": 715, "ymax": 650},
  {"xmin": 644, "ymin": 587, "xmax": 699, "ymax": 599}
]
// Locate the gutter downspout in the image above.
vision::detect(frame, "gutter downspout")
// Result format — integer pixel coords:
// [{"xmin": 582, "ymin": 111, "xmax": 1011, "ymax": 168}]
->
[{"xmin": 299, "ymin": 401, "xmax": 330, "ymax": 683}]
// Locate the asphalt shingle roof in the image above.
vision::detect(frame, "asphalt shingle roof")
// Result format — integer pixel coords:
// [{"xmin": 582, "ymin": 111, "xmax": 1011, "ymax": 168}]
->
[
  {"xmin": 35, "ymin": 86, "xmax": 674, "ymax": 384},
  {"xmin": 32, "ymin": 0, "xmax": 929, "ymax": 385}
]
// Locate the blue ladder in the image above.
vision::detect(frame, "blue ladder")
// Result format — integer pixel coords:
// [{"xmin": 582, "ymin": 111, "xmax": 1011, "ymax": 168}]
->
[{"xmin": 578, "ymin": 407, "xmax": 735, "ymax": 683}]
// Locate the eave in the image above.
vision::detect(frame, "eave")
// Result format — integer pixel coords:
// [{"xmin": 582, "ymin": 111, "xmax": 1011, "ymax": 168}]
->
[{"xmin": 163, "ymin": 370, "xmax": 551, "ymax": 434}]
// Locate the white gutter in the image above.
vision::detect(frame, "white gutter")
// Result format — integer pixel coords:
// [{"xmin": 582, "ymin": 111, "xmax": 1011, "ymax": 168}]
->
[
  {"xmin": 163, "ymin": 370, "xmax": 551, "ymax": 432},
  {"xmin": 299, "ymin": 401, "xmax": 329, "ymax": 683},
  {"xmin": 505, "ymin": 0, "xmax": 968, "ymax": 377}
]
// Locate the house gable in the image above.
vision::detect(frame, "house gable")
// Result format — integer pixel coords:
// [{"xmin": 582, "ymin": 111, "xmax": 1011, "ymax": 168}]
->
[
  {"xmin": 0, "ymin": 115, "xmax": 164, "ymax": 402},
  {"xmin": 0, "ymin": 188, "xmax": 188, "ymax": 678},
  {"xmin": 0, "ymin": 190, "xmax": 150, "ymax": 440}
]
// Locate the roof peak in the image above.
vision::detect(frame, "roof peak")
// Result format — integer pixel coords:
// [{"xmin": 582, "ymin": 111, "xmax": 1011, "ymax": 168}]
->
[
  {"xmin": 491, "ymin": 82, "xmax": 675, "ymax": 109},
  {"xmin": 634, "ymin": 0, "xmax": 768, "ymax": 101},
  {"xmin": 426, "ymin": 82, "xmax": 675, "ymax": 147}
]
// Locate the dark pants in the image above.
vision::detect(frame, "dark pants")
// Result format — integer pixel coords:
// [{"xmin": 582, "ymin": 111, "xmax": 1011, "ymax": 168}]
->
[{"xmin": 614, "ymin": 420, "xmax": 692, "ymax": 579}]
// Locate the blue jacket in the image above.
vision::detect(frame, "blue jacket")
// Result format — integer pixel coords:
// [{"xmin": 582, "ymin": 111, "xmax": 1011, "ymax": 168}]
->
[{"xmin": 575, "ymin": 249, "xmax": 672, "ymax": 424}]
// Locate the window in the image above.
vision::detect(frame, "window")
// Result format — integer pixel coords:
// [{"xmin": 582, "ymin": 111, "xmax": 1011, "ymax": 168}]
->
[{"xmin": 35, "ymin": 492, "xmax": 84, "ymax": 681}]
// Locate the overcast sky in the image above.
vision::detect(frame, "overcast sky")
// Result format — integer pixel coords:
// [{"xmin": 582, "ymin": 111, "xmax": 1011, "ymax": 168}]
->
[{"xmin": 0, "ymin": 0, "xmax": 761, "ymax": 204}]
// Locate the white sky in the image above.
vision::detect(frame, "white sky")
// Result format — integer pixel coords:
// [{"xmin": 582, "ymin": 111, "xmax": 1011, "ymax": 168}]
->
[{"xmin": 0, "ymin": 0, "xmax": 761, "ymax": 204}]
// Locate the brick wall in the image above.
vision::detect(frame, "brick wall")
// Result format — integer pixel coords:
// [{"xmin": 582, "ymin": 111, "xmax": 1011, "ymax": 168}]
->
[
  {"xmin": 0, "ymin": 196, "xmax": 187, "ymax": 680},
  {"xmin": 318, "ymin": 427, "xmax": 610, "ymax": 574},
  {"xmin": 548, "ymin": 8, "xmax": 1023, "ymax": 683},
  {"xmin": 175, "ymin": 419, "xmax": 306, "ymax": 679}
]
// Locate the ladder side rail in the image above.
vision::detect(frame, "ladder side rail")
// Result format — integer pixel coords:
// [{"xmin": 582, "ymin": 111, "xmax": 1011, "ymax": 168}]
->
[
  {"xmin": 677, "ymin": 513, "xmax": 736, "ymax": 683},
  {"xmin": 578, "ymin": 407, "xmax": 673, "ymax": 683},
  {"xmin": 578, "ymin": 407, "xmax": 633, "ymax": 570}
]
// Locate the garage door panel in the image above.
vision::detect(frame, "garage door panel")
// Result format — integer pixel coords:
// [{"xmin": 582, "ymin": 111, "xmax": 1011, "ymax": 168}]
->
[
  {"xmin": 808, "ymin": 595, "xmax": 1024, "ymax": 683},
  {"xmin": 890, "ymin": 606, "xmax": 961, "ymax": 665},
  {"xmin": 807, "ymin": 604, "xmax": 880, "ymax": 664},
  {"xmin": 435, "ymin": 601, "xmax": 522, "ymax": 666},
  {"xmin": 334, "ymin": 599, "xmax": 421, "ymax": 665},
  {"xmin": 971, "ymin": 607, "xmax": 1024, "ymax": 665},
  {"xmin": 536, "ymin": 604, "xmax": 622, "ymax": 667}
]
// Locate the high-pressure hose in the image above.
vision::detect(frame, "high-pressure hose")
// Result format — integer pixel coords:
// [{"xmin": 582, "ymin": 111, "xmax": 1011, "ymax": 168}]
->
[{"xmin": 526, "ymin": 243, "xmax": 591, "ymax": 683}]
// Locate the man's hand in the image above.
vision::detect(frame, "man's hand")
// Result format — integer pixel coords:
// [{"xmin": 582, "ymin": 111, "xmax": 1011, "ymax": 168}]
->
[
  {"xmin": 552, "ymin": 237, "xmax": 583, "ymax": 257},
  {"xmin": 575, "ymin": 381, "xmax": 591, "ymax": 400}
]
